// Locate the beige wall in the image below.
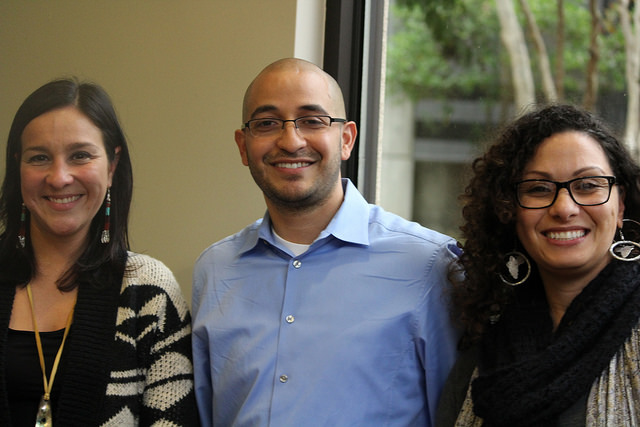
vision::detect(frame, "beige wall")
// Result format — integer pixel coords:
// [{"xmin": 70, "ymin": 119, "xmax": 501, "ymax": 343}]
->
[{"xmin": 0, "ymin": 1, "xmax": 306, "ymax": 303}]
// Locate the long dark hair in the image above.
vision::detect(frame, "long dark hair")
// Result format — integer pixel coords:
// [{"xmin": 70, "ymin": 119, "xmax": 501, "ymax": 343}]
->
[
  {"xmin": 0, "ymin": 78, "xmax": 133, "ymax": 290},
  {"xmin": 452, "ymin": 103, "xmax": 640, "ymax": 348}
]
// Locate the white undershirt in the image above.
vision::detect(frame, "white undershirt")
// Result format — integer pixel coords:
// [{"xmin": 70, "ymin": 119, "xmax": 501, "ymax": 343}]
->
[{"xmin": 272, "ymin": 228, "xmax": 310, "ymax": 257}]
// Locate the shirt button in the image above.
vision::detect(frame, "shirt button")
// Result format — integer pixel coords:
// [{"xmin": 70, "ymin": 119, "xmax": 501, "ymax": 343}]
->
[
  {"xmin": 279, "ymin": 374, "xmax": 288, "ymax": 383},
  {"xmin": 292, "ymin": 260, "xmax": 302, "ymax": 268},
  {"xmin": 285, "ymin": 315, "xmax": 295, "ymax": 323}
]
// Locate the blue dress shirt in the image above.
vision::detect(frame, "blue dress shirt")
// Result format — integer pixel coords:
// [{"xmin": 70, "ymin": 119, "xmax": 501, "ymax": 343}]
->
[{"xmin": 192, "ymin": 179, "xmax": 460, "ymax": 426}]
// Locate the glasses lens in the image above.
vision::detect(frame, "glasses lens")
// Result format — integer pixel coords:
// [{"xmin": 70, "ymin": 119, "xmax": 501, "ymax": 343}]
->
[
  {"xmin": 295, "ymin": 116, "xmax": 331, "ymax": 134},
  {"xmin": 569, "ymin": 177, "xmax": 612, "ymax": 205},
  {"xmin": 517, "ymin": 180, "xmax": 556, "ymax": 208},
  {"xmin": 249, "ymin": 119, "xmax": 282, "ymax": 136}
]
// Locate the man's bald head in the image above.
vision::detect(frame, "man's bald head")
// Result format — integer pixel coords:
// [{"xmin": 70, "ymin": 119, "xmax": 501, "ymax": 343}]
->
[{"xmin": 241, "ymin": 58, "xmax": 347, "ymax": 122}]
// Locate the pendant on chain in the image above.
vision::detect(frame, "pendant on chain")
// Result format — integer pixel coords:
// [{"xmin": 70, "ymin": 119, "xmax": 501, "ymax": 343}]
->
[{"xmin": 35, "ymin": 394, "xmax": 52, "ymax": 427}]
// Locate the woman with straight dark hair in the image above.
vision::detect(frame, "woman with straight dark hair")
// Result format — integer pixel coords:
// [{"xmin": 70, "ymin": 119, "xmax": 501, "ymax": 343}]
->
[
  {"xmin": 0, "ymin": 78, "xmax": 199, "ymax": 426},
  {"xmin": 437, "ymin": 104, "xmax": 640, "ymax": 426}
]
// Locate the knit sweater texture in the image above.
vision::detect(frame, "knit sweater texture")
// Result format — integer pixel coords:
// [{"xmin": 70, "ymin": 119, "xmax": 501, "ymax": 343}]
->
[{"xmin": 0, "ymin": 252, "xmax": 200, "ymax": 426}]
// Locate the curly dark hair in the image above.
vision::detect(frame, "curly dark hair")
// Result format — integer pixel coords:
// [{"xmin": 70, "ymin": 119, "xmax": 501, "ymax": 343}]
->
[{"xmin": 452, "ymin": 103, "xmax": 640, "ymax": 349}]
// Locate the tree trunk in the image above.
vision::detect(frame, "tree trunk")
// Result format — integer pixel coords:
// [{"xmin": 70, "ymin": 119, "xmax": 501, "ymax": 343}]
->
[
  {"xmin": 619, "ymin": 0, "xmax": 640, "ymax": 159},
  {"xmin": 583, "ymin": 0, "xmax": 601, "ymax": 111},
  {"xmin": 495, "ymin": 0, "xmax": 536, "ymax": 112},
  {"xmin": 519, "ymin": 0, "xmax": 557, "ymax": 102}
]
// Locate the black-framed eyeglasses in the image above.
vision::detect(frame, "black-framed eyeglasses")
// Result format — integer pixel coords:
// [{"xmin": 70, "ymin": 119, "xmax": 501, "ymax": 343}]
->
[
  {"xmin": 243, "ymin": 115, "xmax": 346, "ymax": 137},
  {"xmin": 515, "ymin": 176, "xmax": 616, "ymax": 209}
]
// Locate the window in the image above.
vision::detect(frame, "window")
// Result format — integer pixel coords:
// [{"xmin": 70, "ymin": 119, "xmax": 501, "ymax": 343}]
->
[{"xmin": 325, "ymin": 0, "xmax": 630, "ymax": 241}]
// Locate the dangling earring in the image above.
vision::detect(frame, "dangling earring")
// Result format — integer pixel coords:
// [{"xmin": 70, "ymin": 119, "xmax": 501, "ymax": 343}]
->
[
  {"xmin": 609, "ymin": 219, "xmax": 640, "ymax": 262},
  {"xmin": 101, "ymin": 188, "xmax": 111, "ymax": 244},
  {"xmin": 18, "ymin": 203, "xmax": 26, "ymax": 248},
  {"xmin": 488, "ymin": 303, "xmax": 501, "ymax": 324},
  {"xmin": 498, "ymin": 250, "xmax": 531, "ymax": 286}
]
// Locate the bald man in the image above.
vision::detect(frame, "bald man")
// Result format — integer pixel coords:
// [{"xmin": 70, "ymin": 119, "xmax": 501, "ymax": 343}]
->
[{"xmin": 192, "ymin": 58, "xmax": 459, "ymax": 427}]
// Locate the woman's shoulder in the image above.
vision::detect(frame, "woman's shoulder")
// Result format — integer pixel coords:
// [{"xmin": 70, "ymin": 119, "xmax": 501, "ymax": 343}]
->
[
  {"xmin": 125, "ymin": 251, "xmax": 175, "ymax": 281},
  {"xmin": 122, "ymin": 252, "xmax": 186, "ymax": 308}
]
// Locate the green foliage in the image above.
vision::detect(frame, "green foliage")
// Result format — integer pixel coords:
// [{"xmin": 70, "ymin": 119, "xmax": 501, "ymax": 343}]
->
[
  {"xmin": 387, "ymin": 0, "xmax": 626, "ymax": 102},
  {"xmin": 387, "ymin": 1, "xmax": 502, "ymax": 100}
]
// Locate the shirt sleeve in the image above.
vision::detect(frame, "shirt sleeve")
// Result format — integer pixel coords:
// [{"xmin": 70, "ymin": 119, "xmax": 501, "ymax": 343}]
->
[
  {"xmin": 420, "ymin": 240, "xmax": 462, "ymax": 426},
  {"xmin": 192, "ymin": 257, "xmax": 213, "ymax": 427}
]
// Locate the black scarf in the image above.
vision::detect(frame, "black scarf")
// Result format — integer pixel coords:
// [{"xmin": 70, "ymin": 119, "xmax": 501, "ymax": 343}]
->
[{"xmin": 471, "ymin": 260, "xmax": 640, "ymax": 426}]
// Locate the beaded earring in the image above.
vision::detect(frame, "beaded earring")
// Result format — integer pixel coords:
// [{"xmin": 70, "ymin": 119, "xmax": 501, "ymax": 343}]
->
[
  {"xmin": 18, "ymin": 203, "xmax": 26, "ymax": 248},
  {"xmin": 101, "ymin": 188, "xmax": 111, "ymax": 244}
]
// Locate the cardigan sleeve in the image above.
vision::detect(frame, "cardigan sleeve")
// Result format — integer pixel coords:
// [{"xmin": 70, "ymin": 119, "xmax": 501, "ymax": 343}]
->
[
  {"xmin": 435, "ymin": 346, "xmax": 477, "ymax": 427},
  {"xmin": 111, "ymin": 253, "xmax": 200, "ymax": 427}
]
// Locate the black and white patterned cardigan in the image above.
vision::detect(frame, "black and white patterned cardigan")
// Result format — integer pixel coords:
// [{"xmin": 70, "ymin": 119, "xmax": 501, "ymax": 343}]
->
[{"xmin": 0, "ymin": 252, "xmax": 200, "ymax": 426}]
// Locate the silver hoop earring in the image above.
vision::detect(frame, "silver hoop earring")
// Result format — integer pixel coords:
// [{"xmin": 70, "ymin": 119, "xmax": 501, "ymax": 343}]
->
[
  {"xmin": 498, "ymin": 251, "xmax": 531, "ymax": 286},
  {"xmin": 609, "ymin": 219, "xmax": 640, "ymax": 262}
]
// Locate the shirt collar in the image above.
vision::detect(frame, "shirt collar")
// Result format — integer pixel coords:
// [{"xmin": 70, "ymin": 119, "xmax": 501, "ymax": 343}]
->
[
  {"xmin": 318, "ymin": 178, "xmax": 370, "ymax": 246},
  {"xmin": 241, "ymin": 178, "xmax": 370, "ymax": 255}
]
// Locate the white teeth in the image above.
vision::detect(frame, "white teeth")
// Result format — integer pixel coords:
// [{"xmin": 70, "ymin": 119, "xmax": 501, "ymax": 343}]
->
[
  {"xmin": 547, "ymin": 230, "xmax": 586, "ymax": 240},
  {"xmin": 275, "ymin": 162, "xmax": 310, "ymax": 169},
  {"xmin": 49, "ymin": 195, "xmax": 81, "ymax": 204}
]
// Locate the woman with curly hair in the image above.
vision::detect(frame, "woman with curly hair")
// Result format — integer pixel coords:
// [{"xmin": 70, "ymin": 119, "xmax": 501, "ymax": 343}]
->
[{"xmin": 436, "ymin": 104, "xmax": 640, "ymax": 426}]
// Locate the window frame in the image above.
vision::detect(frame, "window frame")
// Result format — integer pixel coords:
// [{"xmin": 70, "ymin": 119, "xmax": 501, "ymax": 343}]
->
[{"xmin": 323, "ymin": 0, "xmax": 387, "ymax": 202}]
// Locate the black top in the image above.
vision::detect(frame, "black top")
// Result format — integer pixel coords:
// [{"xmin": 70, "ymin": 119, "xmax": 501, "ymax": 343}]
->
[
  {"xmin": 6, "ymin": 328, "xmax": 66, "ymax": 427},
  {"xmin": 0, "ymin": 281, "xmax": 121, "ymax": 426}
]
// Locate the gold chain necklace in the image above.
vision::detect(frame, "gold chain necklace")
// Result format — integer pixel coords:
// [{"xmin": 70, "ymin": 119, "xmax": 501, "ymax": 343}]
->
[{"xmin": 26, "ymin": 283, "xmax": 76, "ymax": 427}]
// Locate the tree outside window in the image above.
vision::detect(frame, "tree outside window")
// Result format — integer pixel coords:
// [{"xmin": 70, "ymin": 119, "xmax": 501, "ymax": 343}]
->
[{"xmin": 380, "ymin": 0, "xmax": 634, "ymax": 240}]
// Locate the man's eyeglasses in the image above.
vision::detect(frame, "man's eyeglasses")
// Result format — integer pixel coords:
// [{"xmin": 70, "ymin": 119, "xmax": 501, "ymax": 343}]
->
[
  {"xmin": 515, "ymin": 176, "xmax": 616, "ymax": 209},
  {"xmin": 243, "ymin": 115, "xmax": 346, "ymax": 137}
]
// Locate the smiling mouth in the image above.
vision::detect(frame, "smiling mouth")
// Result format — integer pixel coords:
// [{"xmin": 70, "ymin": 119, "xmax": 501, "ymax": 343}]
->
[
  {"xmin": 545, "ymin": 230, "xmax": 587, "ymax": 240},
  {"xmin": 46, "ymin": 195, "xmax": 82, "ymax": 204},
  {"xmin": 274, "ymin": 162, "xmax": 311, "ymax": 169}
]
